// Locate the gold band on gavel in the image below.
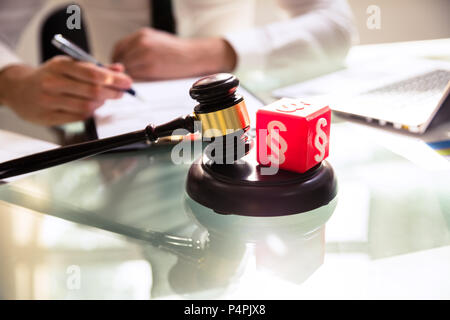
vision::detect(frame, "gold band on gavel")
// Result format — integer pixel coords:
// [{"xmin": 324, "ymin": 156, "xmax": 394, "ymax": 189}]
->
[{"xmin": 194, "ymin": 101, "xmax": 250, "ymax": 138}]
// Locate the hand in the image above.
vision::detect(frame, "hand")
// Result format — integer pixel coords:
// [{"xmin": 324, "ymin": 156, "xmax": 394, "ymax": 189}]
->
[
  {"xmin": 112, "ymin": 28, "xmax": 237, "ymax": 80},
  {"xmin": 0, "ymin": 56, "xmax": 133, "ymax": 126}
]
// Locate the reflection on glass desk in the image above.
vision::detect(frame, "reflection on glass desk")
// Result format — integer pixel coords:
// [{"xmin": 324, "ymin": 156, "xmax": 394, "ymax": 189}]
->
[{"xmin": 0, "ymin": 121, "xmax": 450, "ymax": 299}]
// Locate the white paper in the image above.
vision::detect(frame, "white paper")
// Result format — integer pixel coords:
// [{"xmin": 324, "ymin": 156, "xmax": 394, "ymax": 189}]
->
[
  {"xmin": 95, "ymin": 78, "xmax": 264, "ymax": 139},
  {"xmin": 0, "ymin": 129, "xmax": 58, "ymax": 182}
]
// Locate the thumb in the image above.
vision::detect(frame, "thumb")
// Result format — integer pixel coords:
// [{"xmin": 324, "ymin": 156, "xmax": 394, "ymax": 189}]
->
[{"xmin": 107, "ymin": 63, "xmax": 125, "ymax": 73}]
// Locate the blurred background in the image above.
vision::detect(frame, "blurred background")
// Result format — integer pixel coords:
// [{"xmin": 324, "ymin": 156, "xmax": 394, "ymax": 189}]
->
[
  {"xmin": 348, "ymin": 0, "xmax": 449, "ymax": 44},
  {"xmin": 14, "ymin": 0, "xmax": 450, "ymax": 66}
]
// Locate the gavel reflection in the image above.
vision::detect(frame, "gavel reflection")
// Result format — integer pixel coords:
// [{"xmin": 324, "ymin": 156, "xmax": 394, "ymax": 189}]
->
[
  {"xmin": 143, "ymin": 196, "xmax": 336, "ymax": 299},
  {"xmin": 0, "ymin": 73, "xmax": 251, "ymax": 179}
]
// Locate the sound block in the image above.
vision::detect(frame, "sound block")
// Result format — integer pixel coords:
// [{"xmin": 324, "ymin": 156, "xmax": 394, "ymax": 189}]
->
[{"xmin": 186, "ymin": 148, "xmax": 337, "ymax": 217}]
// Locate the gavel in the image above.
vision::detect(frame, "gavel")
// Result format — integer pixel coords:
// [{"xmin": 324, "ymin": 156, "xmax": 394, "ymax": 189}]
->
[{"xmin": 0, "ymin": 73, "xmax": 252, "ymax": 180}]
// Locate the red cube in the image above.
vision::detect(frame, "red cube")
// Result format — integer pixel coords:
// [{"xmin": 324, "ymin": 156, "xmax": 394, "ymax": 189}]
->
[{"xmin": 256, "ymin": 98, "xmax": 331, "ymax": 174}]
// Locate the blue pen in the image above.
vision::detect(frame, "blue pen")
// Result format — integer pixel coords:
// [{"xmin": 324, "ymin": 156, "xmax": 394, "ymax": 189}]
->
[{"xmin": 51, "ymin": 34, "xmax": 143, "ymax": 101}]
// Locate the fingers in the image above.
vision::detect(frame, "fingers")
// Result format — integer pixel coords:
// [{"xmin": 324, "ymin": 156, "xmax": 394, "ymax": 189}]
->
[
  {"xmin": 112, "ymin": 30, "xmax": 143, "ymax": 62},
  {"xmin": 32, "ymin": 97, "xmax": 100, "ymax": 126},
  {"xmin": 118, "ymin": 47, "xmax": 150, "ymax": 69},
  {"xmin": 47, "ymin": 56, "xmax": 132, "ymax": 90},
  {"xmin": 125, "ymin": 65, "xmax": 153, "ymax": 80},
  {"xmin": 36, "ymin": 57, "xmax": 134, "ymax": 125},
  {"xmin": 40, "ymin": 93, "xmax": 104, "ymax": 116},
  {"xmin": 107, "ymin": 63, "xmax": 125, "ymax": 73},
  {"xmin": 112, "ymin": 34, "xmax": 137, "ymax": 62},
  {"xmin": 112, "ymin": 28, "xmax": 154, "ymax": 62},
  {"xmin": 41, "ymin": 74, "xmax": 124, "ymax": 101}
]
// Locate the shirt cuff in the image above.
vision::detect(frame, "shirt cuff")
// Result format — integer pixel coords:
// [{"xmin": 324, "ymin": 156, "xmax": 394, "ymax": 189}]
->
[
  {"xmin": 0, "ymin": 42, "xmax": 22, "ymax": 72},
  {"xmin": 224, "ymin": 28, "xmax": 271, "ymax": 74}
]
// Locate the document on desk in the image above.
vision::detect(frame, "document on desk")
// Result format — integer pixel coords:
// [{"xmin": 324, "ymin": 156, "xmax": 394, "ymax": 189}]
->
[
  {"xmin": 0, "ymin": 130, "xmax": 58, "ymax": 182},
  {"xmin": 94, "ymin": 77, "xmax": 264, "ymax": 139}
]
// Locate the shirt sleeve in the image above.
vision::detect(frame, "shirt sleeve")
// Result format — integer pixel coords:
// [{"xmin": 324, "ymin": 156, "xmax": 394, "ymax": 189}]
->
[
  {"xmin": 0, "ymin": 41, "xmax": 22, "ymax": 71},
  {"xmin": 224, "ymin": 0, "xmax": 358, "ymax": 84}
]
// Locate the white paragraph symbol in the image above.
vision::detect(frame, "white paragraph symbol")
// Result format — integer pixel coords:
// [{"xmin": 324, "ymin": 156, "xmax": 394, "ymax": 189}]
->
[
  {"xmin": 267, "ymin": 120, "xmax": 287, "ymax": 165},
  {"xmin": 314, "ymin": 118, "xmax": 328, "ymax": 163}
]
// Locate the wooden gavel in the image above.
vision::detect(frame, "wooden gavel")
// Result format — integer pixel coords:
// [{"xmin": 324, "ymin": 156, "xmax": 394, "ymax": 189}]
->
[{"xmin": 0, "ymin": 73, "xmax": 251, "ymax": 179}]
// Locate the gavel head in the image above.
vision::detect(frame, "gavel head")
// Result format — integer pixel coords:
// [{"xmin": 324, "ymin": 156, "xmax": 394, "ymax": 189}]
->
[{"xmin": 190, "ymin": 73, "xmax": 252, "ymax": 163}]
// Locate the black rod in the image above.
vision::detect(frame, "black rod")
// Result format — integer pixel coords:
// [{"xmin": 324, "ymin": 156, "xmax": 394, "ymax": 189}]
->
[{"xmin": 0, "ymin": 115, "xmax": 195, "ymax": 180}]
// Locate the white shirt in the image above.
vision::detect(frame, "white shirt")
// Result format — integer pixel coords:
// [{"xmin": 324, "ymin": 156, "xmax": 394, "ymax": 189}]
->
[{"xmin": 0, "ymin": 0, "xmax": 357, "ymax": 84}]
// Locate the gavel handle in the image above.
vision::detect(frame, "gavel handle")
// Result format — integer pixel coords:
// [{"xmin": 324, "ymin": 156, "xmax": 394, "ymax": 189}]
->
[{"xmin": 0, "ymin": 114, "xmax": 196, "ymax": 180}]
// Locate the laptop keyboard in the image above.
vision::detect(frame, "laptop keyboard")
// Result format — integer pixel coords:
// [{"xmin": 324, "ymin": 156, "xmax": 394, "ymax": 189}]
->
[{"xmin": 362, "ymin": 69, "xmax": 450, "ymax": 111}]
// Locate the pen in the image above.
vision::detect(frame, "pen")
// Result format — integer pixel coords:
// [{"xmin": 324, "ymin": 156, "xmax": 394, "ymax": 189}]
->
[{"xmin": 51, "ymin": 34, "xmax": 142, "ymax": 100}]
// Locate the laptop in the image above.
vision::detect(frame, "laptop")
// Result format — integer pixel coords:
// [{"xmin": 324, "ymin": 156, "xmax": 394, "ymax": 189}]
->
[{"xmin": 273, "ymin": 58, "xmax": 450, "ymax": 134}]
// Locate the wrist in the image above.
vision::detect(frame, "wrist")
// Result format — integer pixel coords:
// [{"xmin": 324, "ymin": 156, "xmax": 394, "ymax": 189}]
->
[
  {"xmin": 0, "ymin": 64, "xmax": 34, "ymax": 106},
  {"xmin": 190, "ymin": 38, "xmax": 237, "ymax": 75}
]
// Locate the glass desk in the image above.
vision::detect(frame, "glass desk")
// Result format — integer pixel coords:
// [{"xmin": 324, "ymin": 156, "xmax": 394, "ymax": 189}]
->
[
  {"xmin": 0, "ymin": 117, "xmax": 449, "ymax": 299},
  {"xmin": 1, "ymin": 38, "xmax": 450, "ymax": 299}
]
